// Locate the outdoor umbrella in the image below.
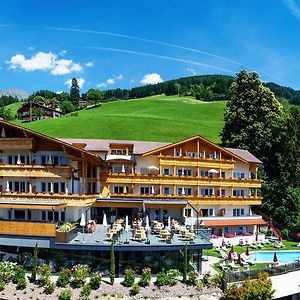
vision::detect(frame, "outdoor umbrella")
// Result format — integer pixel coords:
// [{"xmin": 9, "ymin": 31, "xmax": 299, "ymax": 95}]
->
[
  {"xmin": 168, "ymin": 216, "xmax": 171, "ymax": 231},
  {"xmin": 6, "ymin": 180, "xmax": 10, "ymax": 192},
  {"xmin": 48, "ymin": 155, "xmax": 53, "ymax": 165},
  {"xmin": 102, "ymin": 213, "xmax": 108, "ymax": 227},
  {"xmin": 237, "ymin": 254, "xmax": 242, "ymax": 265},
  {"xmin": 181, "ymin": 187, "xmax": 185, "ymax": 195},
  {"xmin": 273, "ymin": 252, "xmax": 278, "ymax": 263},
  {"xmin": 1, "ymin": 127, "xmax": 6, "ymax": 138},
  {"xmin": 151, "ymin": 186, "xmax": 155, "ymax": 194},
  {"xmin": 227, "ymin": 251, "xmax": 232, "ymax": 261},
  {"xmin": 80, "ymin": 212, "xmax": 86, "ymax": 233},
  {"xmin": 125, "ymin": 215, "xmax": 129, "ymax": 232},
  {"xmin": 17, "ymin": 154, "xmax": 21, "ymax": 165},
  {"xmin": 147, "ymin": 166, "xmax": 159, "ymax": 171},
  {"xmin": 145, "ymin": 215, "xmax": 150, "ymax": 231},
  {"xmin": 208, "ymin": 169, "xmax": 219, "ymax": 174},
  {"xmin": 121, "ymin": 165, "xmax": 125, "ymax": 173}
]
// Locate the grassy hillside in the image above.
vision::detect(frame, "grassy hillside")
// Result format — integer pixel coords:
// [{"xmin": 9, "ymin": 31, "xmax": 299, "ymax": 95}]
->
[
  {"xmin": 20, "ymin": 95, "xmax": 226, "ymax": 143},
  {"xmin": 5, "ymin": 102, "xmax": 22, "ymax": 115}
]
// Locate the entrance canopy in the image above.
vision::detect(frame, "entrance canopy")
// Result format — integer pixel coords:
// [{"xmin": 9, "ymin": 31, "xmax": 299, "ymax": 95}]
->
[{"xmin": 0, "ymin": 201, "xmax": 66, "ymax": 210}]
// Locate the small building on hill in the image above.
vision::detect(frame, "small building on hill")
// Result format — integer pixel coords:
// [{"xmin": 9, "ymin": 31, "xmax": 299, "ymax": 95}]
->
[{"xmin": 17, "ymin": 102, "xmax": 64, "ymax": 122}]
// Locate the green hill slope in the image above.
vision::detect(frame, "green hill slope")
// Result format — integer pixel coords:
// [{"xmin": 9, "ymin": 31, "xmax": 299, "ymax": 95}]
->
[
  {"xmin": 5, "ymin": 102, "xmax": 22, "ymax": 115},
  {"xmin": 21, "ymin": 95, "xmax": 226, "ymax": 143}
]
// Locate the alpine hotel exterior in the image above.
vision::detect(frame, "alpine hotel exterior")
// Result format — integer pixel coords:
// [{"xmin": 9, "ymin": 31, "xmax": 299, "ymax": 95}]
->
[{"xmin": 0, "ymin": 120, "xmax": 264, "ymax": 268}]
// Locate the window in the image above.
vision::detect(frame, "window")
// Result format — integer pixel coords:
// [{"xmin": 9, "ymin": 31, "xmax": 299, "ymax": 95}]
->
[
  {"xmin": 41, "ymin": 182, "xmax": 46, "ymax": 192},
  {"xmin": 8, "ymin": 156, "xmax": 13, "ymax": 164},
  {"xmin": 199, "ymin": 152, "xmax": 205, "ymax": 158},
  {"xmin": 140, "ymin": 187, "xmax": 150, "ymax": 194},
  {"xmin": 233, "ymin": 190, "xmax": 245, "ymax": 196},
  {"xmin": 60, "ymin": 182, "xmax": 66, "ymax": 193},
  {"xmin": 233, "ymin": 172, "xmax": 245, "ymax": 179},
  {"xmin": 53, "ymin": 182, "xmax": 59, "ymax": 193},
  {"xmin": 221, "ymin": 172, "xmax": 226, "ymax": 178},
  {"xmin": 14, "ymin": 210, "xmax": 25, "ymax": 220},
  {"xmin": 53, "ymin": 156, "xmax": 59, "ymax": 166},
  {"xmin": 14, "ymin": 182, "xmax": 19, "ymax": 192},
  {"xmin": 42, "ymin": 211, "xmax": 46, "ymax": 221},
  {"xmin": 209, "ymin": 153, "xmax": 220, "ymax": 159},
  {"xmin": 61, "ymin": 211, "xmax": 65, "ymax": 222},
  {"xmin": 27, "ymin": 209, "xmax": 32, "ymax": 220},
  {"xmin": 48, "ymin": 211, "xmax": 59, "ymax": 222},
  {"xmin": 200, "ymin": 188, "xmax": 214, "ymax": 196},
  {"xmin": 163, "ymin": 187, "xmax": 170, "ymax": 195},
  {"xmin": 41, "ymin": 155, "xmax": 47, "ymax": 165},
  {"xmin": 175, "ymin": 150, "xmax": 181, "ymax": 156},
  {"xmin": 208, "ymin": 208, "xmax": 214, "ymax": 216},
  {"xmin": 178, "ymin": 187, "xmax": 192, "ymax": 195},
  {"xmin": 187, "ymin": 152, "xmax": 198, "ymax": 158},
  {"xmin": 221, "ymin": 189, "xmax": 226, "ymax": 196},
  {"xmin": 233, "ymin": 208, "xmax": 245, "ymax": 217},
  {"xmin": 60, "ymin": 156, "xmax": 67, "ymax": 166},
  {"xmin": 8, "ymin": 210, "xmax": 11, "ymax": 220},
  {"xmin": 114, "ymin": 186, "xmax": 124, "ymax": 194},
  {"xmin": 200, "ymin": 170, "xmax": 209, "ymax": 177},
  {"xmin": 177, "ymin": 169, "xmax": 192, "ymax": 176},
  {"xmin": 185, "ymin": 208, "xmax": 192, "ymax": 217},
  {"xmin": 163, "ymin": 168, "xmax": 170, "ymax": 175}
]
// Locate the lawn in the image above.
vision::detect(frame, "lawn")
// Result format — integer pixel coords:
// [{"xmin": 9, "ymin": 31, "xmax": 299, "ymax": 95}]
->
[
  {"xmin": 20, "ymin": 95, "xmax": 226, "ymax": 143},
  {"xmin": 5, "ymin": 102, "xmax": 23, "ymax": 116}
]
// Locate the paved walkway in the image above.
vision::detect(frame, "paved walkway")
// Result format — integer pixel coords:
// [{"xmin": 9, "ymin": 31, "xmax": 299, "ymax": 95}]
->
[{"xmin": 202, "ymin": 256, "xmax": 219, "ymax": 275}]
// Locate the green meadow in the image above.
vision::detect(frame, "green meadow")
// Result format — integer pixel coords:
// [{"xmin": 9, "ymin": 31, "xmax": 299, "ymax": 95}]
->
[{"xmin": 19, "ymin": 95, "xmax": 226, "ymax": 143}]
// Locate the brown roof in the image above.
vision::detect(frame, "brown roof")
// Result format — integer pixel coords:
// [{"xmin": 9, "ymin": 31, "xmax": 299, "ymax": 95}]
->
[
  {"xmin": 204, "ymin": 218, "xmax": 266, "ymax": 227},
  {"xmin": 60, "ymin": 138, "xmax": 170, "ymax": 155},
  {"xmin": 225, "ymin": 148, "xmax": 262, "ymax": 164},
  {"xmin": 17, "ymin": 102, "xmax": 63, "ymax": 115}
]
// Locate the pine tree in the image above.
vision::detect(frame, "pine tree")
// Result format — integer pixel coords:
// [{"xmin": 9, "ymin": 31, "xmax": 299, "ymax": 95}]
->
[
  {"xmin": 30, "ymin": 243, "xmax": 39, "ymax": 283},
  {"xmin": 182, "ymin": 243, "xmax": 188, "ymax": 283},
  {"xmin": 69, "ymin": 78, "xmax": 80, "ymax": 107},
  {"xmin": 110, "ymin": 240, "xmax": 115, "ymax": 285}
]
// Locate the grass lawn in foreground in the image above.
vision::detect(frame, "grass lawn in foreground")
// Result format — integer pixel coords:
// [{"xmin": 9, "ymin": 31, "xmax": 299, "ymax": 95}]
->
[{"xmin": 20, "ymin": 95, "xmax": 226, "ymax": 143}]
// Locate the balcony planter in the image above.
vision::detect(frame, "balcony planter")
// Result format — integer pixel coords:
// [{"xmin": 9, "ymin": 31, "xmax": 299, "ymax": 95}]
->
[{"xmin": 56, "ymin": 222, "xmax": 78, "ymax": 243}]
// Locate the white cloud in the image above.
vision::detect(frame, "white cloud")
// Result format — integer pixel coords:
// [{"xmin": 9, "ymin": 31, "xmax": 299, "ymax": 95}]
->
[
  {"xmin": 6, "ymin": 51, "xmax": 83, "ymax": 76},
  {"xmin": 59, "ymin": 50, "xmax": 67, "ymax": 56},
  {"xmin": 140, "ymin": 73, "xmax": 163, "ymax": 85},
  {"xmin": 187, "ymin": 68, "xmax": 197, "ymax": 75},
  {"xmin": 97, "ymin": 74, "xmax": 123, "ymax": 88},
  {"xmin": 64, "ymin": 77, "xmax": 85, "ymax": 89},
  {"xmin": 129, "ymin": 79, "xmax": 135, "ymax": 84},
  {"xmin": 284, "ymin": 0, "xmax": 300, "ymax": 20},
  {"xmin": 28, "ymin": 46, "xmax": 35, "ymax": 51},
  {"xmin": 56, "ymin": 90, "xmax": 63, "ymax": 94},
  {"xmin": 84, "ymin": 61, "xmax": 94, "ymax": 67}
]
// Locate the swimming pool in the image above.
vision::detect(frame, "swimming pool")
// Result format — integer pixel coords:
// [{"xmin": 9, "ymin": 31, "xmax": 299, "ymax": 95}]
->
[{"xmin": 251, "ymin": 251, "xmax": 300, "ymax": 264}]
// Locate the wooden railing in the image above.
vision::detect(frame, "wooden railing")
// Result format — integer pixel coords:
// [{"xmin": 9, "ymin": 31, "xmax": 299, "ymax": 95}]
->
[{"xmin": 0, "ymin": 220, "xmax": 56, "ymax": 237}]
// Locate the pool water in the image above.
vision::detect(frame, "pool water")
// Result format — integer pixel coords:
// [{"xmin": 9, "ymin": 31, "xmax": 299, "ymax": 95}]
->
[{"xmin": 251, "ymin": 251, "xmax": 300, "ymax": 264}]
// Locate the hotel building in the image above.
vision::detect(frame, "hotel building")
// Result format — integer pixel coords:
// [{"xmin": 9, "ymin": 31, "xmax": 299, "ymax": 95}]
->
[{"xmin": 0, "ymin": 120, "xmax": 265, "ymax": 273}]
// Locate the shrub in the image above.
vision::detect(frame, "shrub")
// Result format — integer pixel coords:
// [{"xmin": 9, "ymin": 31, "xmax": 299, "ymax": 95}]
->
[
  {"xmin": 16, "ymin": 278, "xmax": 26, "ymax": 290},
  {"xmin": 56, "ymin": 268, "xmax": 71, "ymax": 287},
  {"xmin": 281, "ymin": 228, "xmax": 289, "ymax": 240},
  {"xmin": 201, "ymin": 271, "xmax": 212, "ymax": 286},
  {"xmin": 44, "ymin": 282, "xmax": 55, "ymax": 295},
  {"xmin": 122, "ymin": 268, "xmax": 135, "ymax": 287},
  {"xmin": 0, "ymin": 281, "xmax": 4, "ymax": 292},
  {"xmin": 37, "ymin": 263, "xmax": 52, "ymax": 286},
  {"xmin": 0, "ymin": 261, "xmax": 18, "ymax": 283},
  {"xmin": 156, "ymin": 271, "xmax": 169, "ymax": 286},
  {"xmin": 80, "ymin": 284, "xmax": 91, "ymax": 300},
  {"xmin": 131, "ymin": 283, "xmax": 140, "ymax": 296},
  {"xmin": 186, "ymin": 270, "xmax": 198, "ymax": 286},
  {"xmin": 89, "ymin": 272, "xmax": 102, "ymax": 290},
  {"xmin": 71, "ymin": 264, "xmax": 90, "ymax": 288},
  {"xmin": 58, "ymin": 288, "xmax": 72, "ymax": 300},
  {"xmin": 139, "ymin": 267, "xmax": 151, "ymax": 287},
  {"xmin": 12, "ymin": 265, "xmax": 25, "ymax": 284},
  {"xmin": 57, "ymin": 222, "xmax": 76, "ymax": 233},
  {"xmin": 166, "ymin": 269, "xmax": 180, "ymax": 286}
]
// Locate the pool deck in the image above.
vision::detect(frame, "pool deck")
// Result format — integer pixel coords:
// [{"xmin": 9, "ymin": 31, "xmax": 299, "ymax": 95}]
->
[{"xmin": 54, "ymin": 225, "xmax": 212, "ymax": 251}]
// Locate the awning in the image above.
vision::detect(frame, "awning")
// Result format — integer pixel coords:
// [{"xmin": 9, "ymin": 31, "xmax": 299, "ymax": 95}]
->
[
  {"xmin": 204, "ymin": 218, "xmax": 266, "ymax": 227},
  {"xmin": 0, "ymin": 201, "xmax": 67, "ymax": 210}
]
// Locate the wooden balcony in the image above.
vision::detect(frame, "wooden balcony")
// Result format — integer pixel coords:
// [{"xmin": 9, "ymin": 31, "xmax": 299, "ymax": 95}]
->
[
  {"xmin": 0, "ymin": 220, "xmax": 56, "ymax": 237},
  {"xmin": 106, "ymin": 173, "xmax": 262, "ymax": 188},
  {"xmin": 0, "ymin": 165, "xmax": 72, "ymax": 178},
  {"xmin": 0, "ymin": 192, "xmax": 98, "ymax": 207},
  {"xmin": 158, "ymin": 155, "xmax": 234, "ymax": 169},
  {"xmin": 109, "ymin": 193, "xmax": 262, "ymax": 205},
  {"xmin": 0, "ymin": 138, "xmax": 33, "ymax": 150}
]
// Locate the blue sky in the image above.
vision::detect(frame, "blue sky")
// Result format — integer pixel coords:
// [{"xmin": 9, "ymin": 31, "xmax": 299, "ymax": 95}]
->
[{"xmin": 1, "ymin": 0, "xmax": 300, "ymax": 93}]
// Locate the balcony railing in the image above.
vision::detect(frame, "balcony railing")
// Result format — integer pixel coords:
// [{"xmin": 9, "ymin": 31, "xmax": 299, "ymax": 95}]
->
[
  {"xmin": 0, "ymin": 164, "xmax": 72, "ymax": 178},
  {"xmin": 0, "ymin": 220, "xmax": 56, "ymax": 237}
]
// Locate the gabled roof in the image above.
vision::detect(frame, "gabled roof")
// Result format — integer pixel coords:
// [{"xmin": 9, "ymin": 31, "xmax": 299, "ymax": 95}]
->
[
  {"xmin": 142, "ymin": 135, "xmax": 249, "ymax": 163},
  {"xmin": 60, "ymin": 138, "xmax": 169, "ymax": 155},
  {"xmin": 224, "ymin": 148, "xmax": 262, "ymax": 164},
  {"xmin": 0, "ymin": 120, "xmax": 102, "ymax": 164},
  {"xmin": 17, "ymin": 102, "xmax": 63, "ymax": 114}
]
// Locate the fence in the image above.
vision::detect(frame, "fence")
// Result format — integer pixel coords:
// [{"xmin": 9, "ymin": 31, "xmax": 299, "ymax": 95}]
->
[{"xmin": 223, "ymin": 260, "xmax": 300, "ymax": 284}]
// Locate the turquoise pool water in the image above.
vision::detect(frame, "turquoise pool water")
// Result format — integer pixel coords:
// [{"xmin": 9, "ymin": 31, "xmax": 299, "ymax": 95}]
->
[{"xmin": 251, "ymin": 251, "xmax": 300, "ymax": 264}]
